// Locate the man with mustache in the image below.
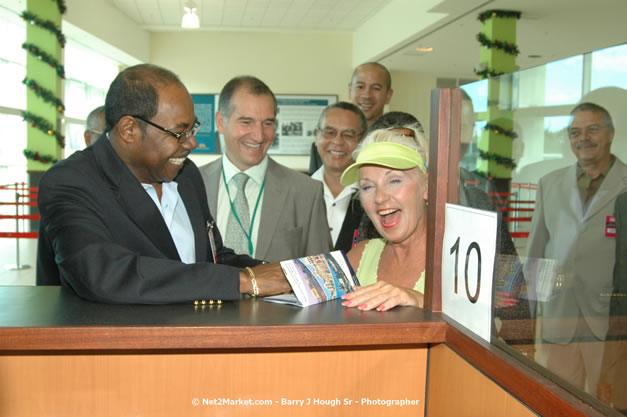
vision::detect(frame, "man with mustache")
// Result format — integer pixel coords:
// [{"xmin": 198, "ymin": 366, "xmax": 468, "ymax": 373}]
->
[
  {"xmin": 348, "ymin": 62, "xmax": 394, "ymax": 128},
  {"xmin": 37, "ymin": 64, "xmax": 290, "ymax": 303},
  {"xmin": 526, "ymin": 102, "xmax": 627, "ymax": 396},
  {"xmin": 200, "ymin": 76, "xmax": 331, "ymax": 263}
]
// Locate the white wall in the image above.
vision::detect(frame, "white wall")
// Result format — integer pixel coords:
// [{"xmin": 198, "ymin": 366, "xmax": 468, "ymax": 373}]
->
[
  {"xmin": 389, "ymin": 70, "xmax": 439, "ymax": 137},
  {"xmin": 151, "ymin": 30, "xmax": 353, "ymax": 98},
  {"xmin": 65, "ymin": 0, "xmax": 150, "ymax": 64},
  {"xmin": 352, "ymin": 0, "xmax": 445, "ymax": 65}
]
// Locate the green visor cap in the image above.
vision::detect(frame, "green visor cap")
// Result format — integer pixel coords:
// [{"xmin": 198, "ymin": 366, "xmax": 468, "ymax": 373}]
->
[{"xmin": 340, "ymin": 142, "xmax": 426, "ymax": 186}]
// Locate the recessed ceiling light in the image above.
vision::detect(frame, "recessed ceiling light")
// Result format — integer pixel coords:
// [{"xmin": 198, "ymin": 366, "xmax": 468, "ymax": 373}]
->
[{"xmin": 415, "ymin": 47, "xmax": 433, "ymax": 52}]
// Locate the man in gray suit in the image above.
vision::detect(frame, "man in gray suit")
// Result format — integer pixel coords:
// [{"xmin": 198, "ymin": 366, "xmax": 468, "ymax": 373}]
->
[
  {"xmin": 200, "ymin": 76, "xmax": 332, "ymax": 263},
  {"xmin": 526, "ymin": 102, "xmax": 627, "ymax": 396}
]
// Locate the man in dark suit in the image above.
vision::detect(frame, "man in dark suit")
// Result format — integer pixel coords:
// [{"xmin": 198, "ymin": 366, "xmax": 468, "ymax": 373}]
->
[
  {"xmin": 37, "ymin": 64, "xmax": 290, "ymax": 303},
  {"xmin": 200, "ymin": 76, "xmax": 331, "ymax": 263}
]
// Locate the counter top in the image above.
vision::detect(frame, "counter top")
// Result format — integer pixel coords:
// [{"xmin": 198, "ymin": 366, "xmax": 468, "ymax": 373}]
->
[{"xmin": 0, "ymin": 286, "xmax": 446, "ymax": 351}]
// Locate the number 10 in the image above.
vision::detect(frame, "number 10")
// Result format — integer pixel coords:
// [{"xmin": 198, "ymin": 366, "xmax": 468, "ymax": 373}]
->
[{"xmin": 449, "ymin": 236, "xmax": 482, "ymax": 303}]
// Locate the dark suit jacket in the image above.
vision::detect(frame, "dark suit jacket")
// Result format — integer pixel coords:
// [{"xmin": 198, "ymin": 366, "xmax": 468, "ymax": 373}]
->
[
  {"xmin": 333, "ymin": 195, "xmax": 364, "ymax": 253},
  {"xmin": 37, "ymin": 138, "xmax": 259, "ymax": 304}
]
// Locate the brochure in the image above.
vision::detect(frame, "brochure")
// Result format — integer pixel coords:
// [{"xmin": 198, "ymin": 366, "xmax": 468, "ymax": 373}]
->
[{"xmin": 263, "ymin": 251, "xmax": 360, "ymax": 307}]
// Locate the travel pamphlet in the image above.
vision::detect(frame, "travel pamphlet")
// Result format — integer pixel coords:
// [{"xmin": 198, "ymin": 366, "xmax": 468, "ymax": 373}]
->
[{"xmin": 263, "ymin": 251, "xmax": 360, "ymax": 307}]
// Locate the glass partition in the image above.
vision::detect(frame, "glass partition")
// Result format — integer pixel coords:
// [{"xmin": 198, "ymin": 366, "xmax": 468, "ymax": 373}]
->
[{"xmin": 456, "ymin": 42, "xmax": 626, "ymax": 414}]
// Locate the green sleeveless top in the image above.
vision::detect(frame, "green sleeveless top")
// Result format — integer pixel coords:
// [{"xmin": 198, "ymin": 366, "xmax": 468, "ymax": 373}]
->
[{"xmin": 356, "ymin": 238, "xmax": 425, "ymax": 294}]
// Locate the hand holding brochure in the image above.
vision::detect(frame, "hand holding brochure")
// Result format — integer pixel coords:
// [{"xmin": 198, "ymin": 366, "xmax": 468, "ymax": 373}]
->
[{"xmin": 263, "ymin": 251, "xmax": 360, "ymax": 307}]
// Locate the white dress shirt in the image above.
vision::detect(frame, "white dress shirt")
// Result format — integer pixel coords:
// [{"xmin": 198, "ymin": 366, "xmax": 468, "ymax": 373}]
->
[
  {"xmin": 311, "ymin": 166, "xmax": 359, "ymax": 246},
  {"xmin": 216, "ymin": 154, "xmax": 268, "ymax": 257},
  {"xmin": 142, "ymin": 181, "xmax": 195, "ymax": 264}
]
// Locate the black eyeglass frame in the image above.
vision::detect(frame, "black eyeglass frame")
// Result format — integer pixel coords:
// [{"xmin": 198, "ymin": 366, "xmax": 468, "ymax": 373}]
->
[{"xmin": 132, "ymin": 115, "xmax": 201, "ymax": 143}]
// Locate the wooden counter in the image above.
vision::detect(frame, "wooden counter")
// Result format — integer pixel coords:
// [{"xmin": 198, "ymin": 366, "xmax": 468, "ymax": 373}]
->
[
  {"xmin": 0, "ymin": 286, "xmax": 443, "ymax": 417},
  {"xmin": 0, "ymin": 286, "xmax": 446, "ymax": 351},
  {"xmin": 0, "ymin": 286, "xmax": 614, "ymax": 417}
]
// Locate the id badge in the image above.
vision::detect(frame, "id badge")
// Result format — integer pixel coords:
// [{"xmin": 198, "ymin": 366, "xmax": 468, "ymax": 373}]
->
[
  {"xmin": 207, "ymin": 221, "xmax": 218, "ymax": 263},
  {"xmin": 606, "ymin": 215, "xmax": 616, "ymax": 238}
]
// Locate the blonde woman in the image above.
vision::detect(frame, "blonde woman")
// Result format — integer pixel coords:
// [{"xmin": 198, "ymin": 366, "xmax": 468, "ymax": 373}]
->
[{"xmin": 341, "ymin": 129, "xmax": 428, "ymax": 311}]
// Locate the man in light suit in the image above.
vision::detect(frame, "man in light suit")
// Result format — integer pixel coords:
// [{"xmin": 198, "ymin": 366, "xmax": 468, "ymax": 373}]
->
[
  {"xmin": 200, "ymin": 76, "xmax": 332, "ymax": 263},
  {"xmin": 37, "ymin": 64, "xmax": 290, "ymax": 303},
  {"xmin": 526, "ymin": 102, "xmax": 627, "ymax": 395}
]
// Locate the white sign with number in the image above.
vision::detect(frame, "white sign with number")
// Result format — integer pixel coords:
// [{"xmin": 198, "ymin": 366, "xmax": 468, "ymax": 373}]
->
[{"xmin": 442, "ymin": 203, "xmax": 497, "ymax": 342}]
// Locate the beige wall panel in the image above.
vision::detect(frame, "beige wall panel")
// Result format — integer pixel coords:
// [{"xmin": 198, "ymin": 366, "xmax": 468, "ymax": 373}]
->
[
  {"xmin": 0, "ymin": 347, "xmax": 427, "ymax": 417},
  {"xmin": 427, "ymin": 343, "xmax": 538, "ymax": 417}
]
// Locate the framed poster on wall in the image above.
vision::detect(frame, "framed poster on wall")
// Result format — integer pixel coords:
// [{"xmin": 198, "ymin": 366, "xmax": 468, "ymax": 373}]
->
[{"xmin": 191, "ymin": 94, "xmax": 337, "ymax": 155}]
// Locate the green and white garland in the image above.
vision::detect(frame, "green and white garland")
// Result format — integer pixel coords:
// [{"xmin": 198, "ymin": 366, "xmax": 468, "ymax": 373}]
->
[{"xmin": 22, "ymin": 1, "xmax": 66, "ymax": 164}]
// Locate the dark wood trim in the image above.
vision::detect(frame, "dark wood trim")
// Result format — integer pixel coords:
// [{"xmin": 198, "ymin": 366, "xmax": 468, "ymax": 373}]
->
[
  {"xmin": 425, "ymin": 89, "xmax": 448, "ymax": 313},
  {"xmin": 426, "ymin": 88, "xmax": 462, "ymax": 313},
  {"xmin": 447, "ymin": 89, "xmax": 461, "ymax": 204},
  {"xmin": 0, "ymin": 322, "xmax": 447, "ymax": 351},
  {"xmin": 443, "ymin": 317, "xmax": 613, "ymax": 417}
]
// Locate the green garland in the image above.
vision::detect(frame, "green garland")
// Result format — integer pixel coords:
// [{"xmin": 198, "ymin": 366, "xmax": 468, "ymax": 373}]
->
[
  {"xmin": 22, "ymin": 111, "xmax": 65, "ymax": 148},
  {"xmin": 483, "ymin": 123, "xmax": 518, "ymax": 139},
  {"xmin": 476, "ymin": 33, "xmax": 519, "ymax": 56},
  {"xmin": 21, "ymin": 43, "xmax": 65, "ymax": 78},
  {"xmin": 52, "ymin": 0, "xmax": 67, "ymax": 14},
  {"xmin": 22, "ymin": 78, "xmax": 65, "ymax": 112},
  {"xmin": 474, "ymin": 68, "xmax": 504, "ymax": 79},
  {"xmin": 23, "ymin": 4, "xmax": 66, "ymax": 165},
  {"xmin": 21, "ymin": 11, "xmax": 66, "ymax": 47},
  {"xmin": 23, "ymin": 149, "xmax": 58, "ymax": 164},
  {"xmin": 478, "ymin": 10, "xmax": 521, "ymax": 23},
  {"xmin": 479, "ymin": 150, "xmax": 517, "ymax": 169}
]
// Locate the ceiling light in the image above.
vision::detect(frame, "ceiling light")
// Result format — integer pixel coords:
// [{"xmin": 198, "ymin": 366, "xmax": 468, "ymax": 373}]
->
[
  {"xmin": 415, "ymin": 47, "xmax": 433, "ymax": 52},
  {"xmin": 182, "ymin": 1, "xmax": 200, "ymax": 29}
]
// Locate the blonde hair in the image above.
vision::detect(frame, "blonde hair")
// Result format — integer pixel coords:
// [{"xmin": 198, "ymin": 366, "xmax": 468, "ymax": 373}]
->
[{"xmin": 353, "ymin": 128, "xmax": 429, "ymax": 168}]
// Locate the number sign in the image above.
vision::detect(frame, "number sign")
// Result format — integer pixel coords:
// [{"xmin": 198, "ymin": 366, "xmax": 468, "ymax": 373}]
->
[{"xmin": 442, "ymin": 204, "xmax": 497, "ymax": 342}]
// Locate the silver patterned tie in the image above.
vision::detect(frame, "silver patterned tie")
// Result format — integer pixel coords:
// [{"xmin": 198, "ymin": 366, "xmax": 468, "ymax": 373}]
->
[{"xmin": 224, "ymin": 172, "xmax": 251, "ymax": 255}]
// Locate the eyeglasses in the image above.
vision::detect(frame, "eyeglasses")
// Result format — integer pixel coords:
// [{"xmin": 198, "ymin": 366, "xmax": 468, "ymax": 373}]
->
[
  {"xmin": 320, "ymin": 127, "xmax": 361, "ymax": 142},
  {"xmin": 133, "ymin": 115, "xmax": 201, "ymax": 143},
  {"xmin": 567, "ymin": 124, "xmax": 605, "ymax": 140}
]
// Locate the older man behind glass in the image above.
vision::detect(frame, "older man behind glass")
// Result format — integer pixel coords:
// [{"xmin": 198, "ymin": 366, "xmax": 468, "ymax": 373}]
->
[{"xmin": 526, "ymin": 102, "xmax": 627, "ymax": 396}]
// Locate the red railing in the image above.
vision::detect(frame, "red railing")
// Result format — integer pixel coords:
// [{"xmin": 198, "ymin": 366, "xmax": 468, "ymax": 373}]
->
[
  {"xmin": 502, "ymin": 183, "xmax": 538, "ymax": 241},
  {"xmin": 0, "ymin": 182, "xmax": 39, "ymax": 270}
]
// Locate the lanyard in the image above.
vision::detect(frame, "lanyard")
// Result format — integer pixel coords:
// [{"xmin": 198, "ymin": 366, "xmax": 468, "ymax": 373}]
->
[{"xmin": 222, "ymin": 166, "xmax": 265, "ymax": 256}]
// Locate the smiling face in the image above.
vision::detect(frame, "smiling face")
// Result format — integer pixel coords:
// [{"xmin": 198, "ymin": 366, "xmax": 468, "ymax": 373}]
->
[
  {"xmin": 567, "ymin": 110, "xmax": 614, "ymax": 166},
  {"xmin": 348, "ymin": 64, "xmax": 393, "ymax": 125},
  {"xmin": 126, "ymin": 82, "xmax": 198, "ymax": 185},
  {"xmin": 217, "ymin": 88, "xmax": 276, "ymax": 171},
  {"xmin": 358, "ymin": 165, "xmax": 428, "ymax": 244},
  {"xmin": 315, "ymin": 108, "xmax": 363, "ymax": 175}
]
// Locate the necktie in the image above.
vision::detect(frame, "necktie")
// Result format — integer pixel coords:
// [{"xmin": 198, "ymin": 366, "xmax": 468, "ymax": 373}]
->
[{"xmin": 225, "ymin": 172, "xmax": 251, "ymax": 255}]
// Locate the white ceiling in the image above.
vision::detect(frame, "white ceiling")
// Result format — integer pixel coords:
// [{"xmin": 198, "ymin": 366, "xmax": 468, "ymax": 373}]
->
[
  {"xmin": 108, "ymin": 0, "xmax": 391, "ymax": 31},
  {"xmin": 105, "ymin": 0, "xmax": 626, "ymax": 76},
  {"xmin": 5, "ymin": 0, "xmax": 623, "ymax": 76}
]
